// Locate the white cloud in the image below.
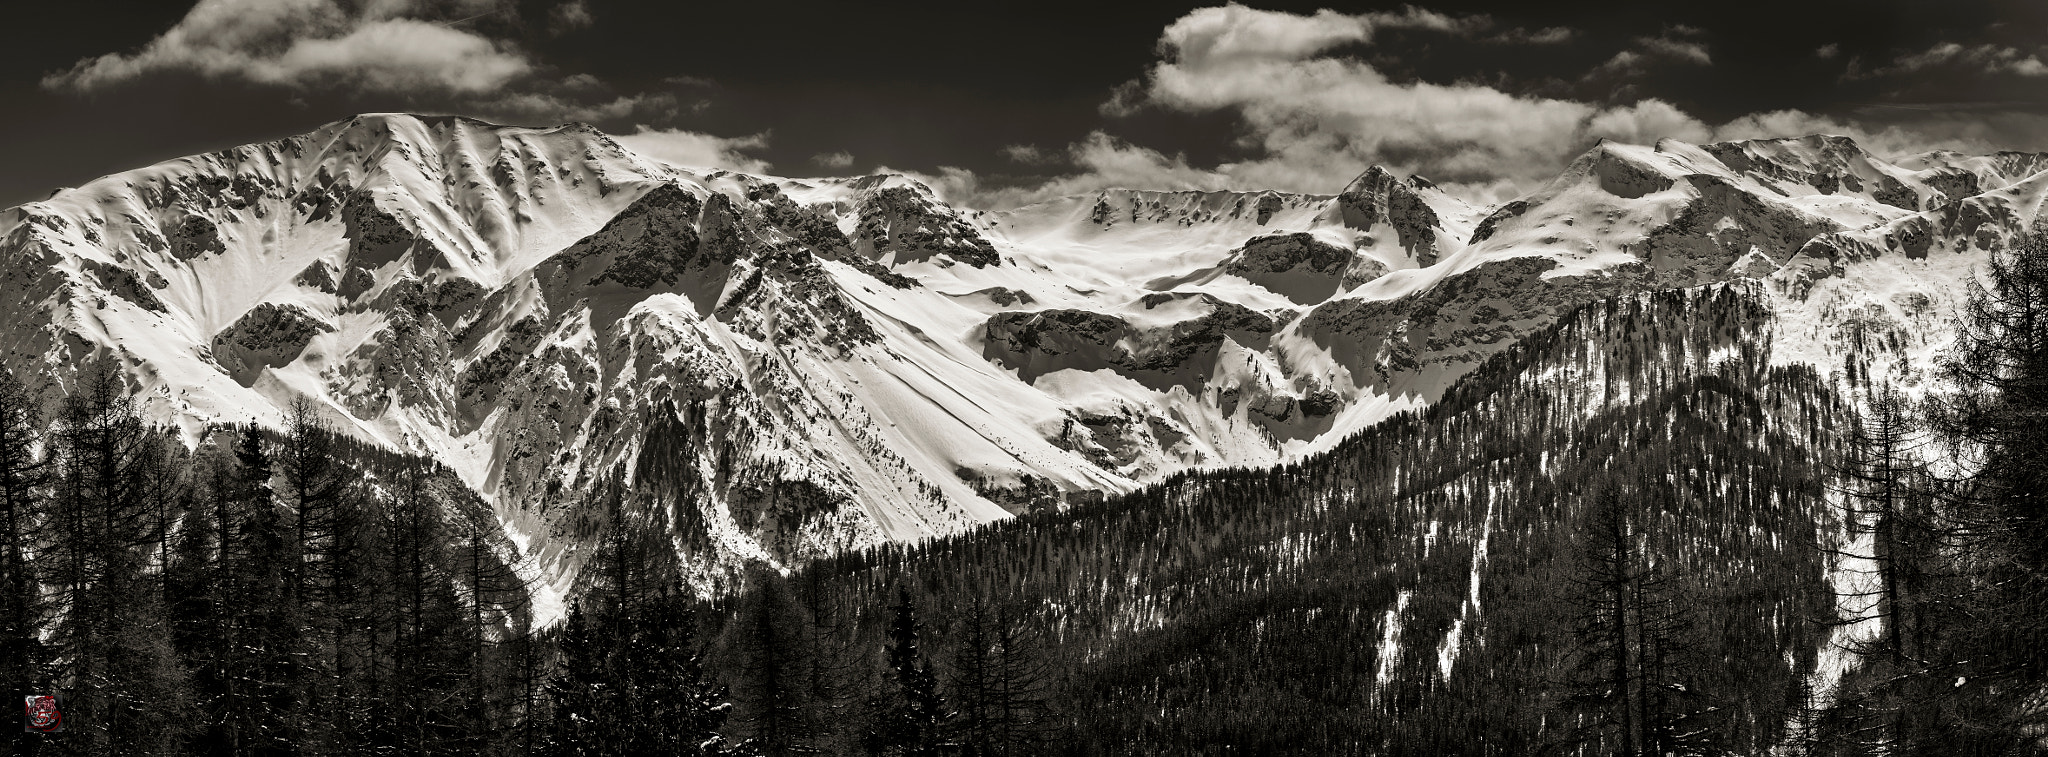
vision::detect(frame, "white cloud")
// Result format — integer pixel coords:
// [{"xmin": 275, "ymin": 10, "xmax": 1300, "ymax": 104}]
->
[
  {"xmin": 1590, "ymin": 34, "xmax": 1713, "ymax": 77},
  {"xmin": 934, "ymin": 5, "xmax": 2048, "ymax": 212},
  {"xmin": 1712, "ymin": 108, "xmax": 2048, "ymax": 159},
  {"xmin": 549, "ymin": 0, "xmax": 594, "ymax": 34},
  {"xmin": 1124, "ymin": 5, "xmax": 1713, "ymax": 194},
  {"xmin": 892, "ymin": 133, "xmax": 1231, "ymax": 210},
  {"xmin": 1489, "ymin": 27, "xmax": 1576, "ymax": 45},
  {"xmin": 812, "ymin": 151, "xmax": 855, "ymax": 169},
  {"xmin": 1001, "ymin": 144, "xmax": 1056, "ymax": 164},
  {"xmin": 1634, "ymin": 36, "xmax": 1712, "ymax": 66},
  {"xmin": 473, "ymin": 92, "xmax": 678, "ymax": 124},
  {"xmin": 1874, "ymin": 42, "xmax": 2048, "ymax": 78},
  {"xmin": 1815, "ymin": 43, "xmax": 1840, "ymax": 60},
  {"xmin": 615, "ymin": 127, "xmax": 772, "ymax": 173},
  {"xmin": 43, "ymin": 0, "xmax": 538, "ymax": 95}
]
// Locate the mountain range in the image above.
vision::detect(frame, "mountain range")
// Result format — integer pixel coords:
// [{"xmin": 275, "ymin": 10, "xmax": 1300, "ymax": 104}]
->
[{"xmin": 2, "ymin": 112, "xmax": 2040, "ymax": 617}]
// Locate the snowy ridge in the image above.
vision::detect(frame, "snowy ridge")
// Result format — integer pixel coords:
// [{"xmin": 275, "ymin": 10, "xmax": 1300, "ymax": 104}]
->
[{"xmin": 1, "ymin": 114, "xmax": 2040, "ymax": 605}]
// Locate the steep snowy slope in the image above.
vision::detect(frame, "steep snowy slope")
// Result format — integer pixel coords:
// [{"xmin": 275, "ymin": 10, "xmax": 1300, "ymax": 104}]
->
[{"xmin": 2, "ymin": 114, "xmax": 2039, "ymax": 608}]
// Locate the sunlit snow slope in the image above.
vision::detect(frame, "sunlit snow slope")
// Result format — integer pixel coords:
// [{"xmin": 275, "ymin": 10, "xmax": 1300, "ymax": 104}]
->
[{"xmin": 1, "ymin": 115, "xmax": 2040, "ymax": 601}]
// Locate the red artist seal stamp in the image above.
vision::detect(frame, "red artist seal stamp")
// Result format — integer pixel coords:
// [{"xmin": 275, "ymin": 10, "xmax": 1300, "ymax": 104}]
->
[{"xmin": 24, "ymin": 695, "xmax": 61, "ymax": 733}]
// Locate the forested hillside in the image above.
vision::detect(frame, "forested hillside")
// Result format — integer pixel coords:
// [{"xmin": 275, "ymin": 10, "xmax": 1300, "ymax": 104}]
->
[{"xmin": 799, "ymin": 280, "xmax": 1848, "ymax": 754}]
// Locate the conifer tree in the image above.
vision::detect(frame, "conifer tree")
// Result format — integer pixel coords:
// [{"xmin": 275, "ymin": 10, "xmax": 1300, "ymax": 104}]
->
[
  {"xmin": 45, "ymin": 364, "xmax": 192, "ymax": 754},
  {"xmin": 1926, "ymin": 232, "xmax": 2048, "ymax": 748},
  {"xmin": 723, "ymin": 567, "xmax": 819, "ymax": 756},
  {"xmin": 869, "ymin": 587, "xmax": 946, "ymax": 757},
  {"xmin": 543, "ymin": 601, "xmax": 612, "ymax": 757},
  {"xmin": 627, "ymin": 585, "xmax": 732, "ymax": 756},
  {"xmin": 0, "ymin": 368, "xmax": 49, "ymax": 757}
]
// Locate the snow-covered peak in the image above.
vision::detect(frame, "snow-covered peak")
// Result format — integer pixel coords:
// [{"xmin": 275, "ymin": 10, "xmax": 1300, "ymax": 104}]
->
[{"xmin": 4, "ymin": 113, "xmax": 2039, "ymax": 610}]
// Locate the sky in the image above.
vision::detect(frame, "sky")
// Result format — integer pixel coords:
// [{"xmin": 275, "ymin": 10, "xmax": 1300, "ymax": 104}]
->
[{"xmin": 3, "ymin": 0, "xmax": 2047, "ymax": 209}]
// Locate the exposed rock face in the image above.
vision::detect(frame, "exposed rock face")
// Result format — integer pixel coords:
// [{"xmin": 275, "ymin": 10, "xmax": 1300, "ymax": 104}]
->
[
  {"xmin": 169, "ymin": 214, "xmax": 225, "ymax": 260},
  {"xmin": 338, "ymin": 265, "xmax": 377, "ymax": 300},
  {"xmin": 1594, "ymin": 148, "xmax": 1676, "ymax": 198},
  {"xmin": 1254, "ymin": 194, "xmax": 1284, "ymax": 225},
  {"xmin": 211, "ymin": 302, "xmax": 335, "ymax": 386},
  {"xmin": 965, "ymin": 286, "xmax": 1035, "ymax": 306},
  {"xmin": 1873, "ymin": 176, "xmax": 1921, "ymax": 211},
  {"xmin": 1638, "ymin": 174, "xmax": 1841, "ymax": 287},
  {"xmin": 1123, "ymin": 294, "xmax": 1277, "ymax": 373},
  {"xmin": 1222, "ymin": 232, "xmax": 1371, "ymax": 303},
  {"xmin": 295, "ymin": 261, "xmax": 338, "ymax": 293},
  {"xmin": 750, "ymin": 183, "xmax": 918, "ymax": 289},
  {"xmin": 852, "ymin": 184, "xmax": 999, "ymax": 268},
  {"xmin": 571, "ymin": 183, "xmax": 704, "ymax": 289},
  {"xmin": 1469, "ymin": 201, "xmax": 1529, "ymax": 244},
  {"xmin": 1299, "ymin": 256, "xmax": 1618, "ymax": 384},
  {"xmin": 341, "ymin": 190, "xmax": 419, "ymax": 268},
  {"xmin": 983, "ymin": 293, "xmax": 1277, "ymax": 387},
  {"xmin": 1335, "ymin": 167, "xmax": 1445, "ymax": 265},
  {"xmin": 983, "ymin": 308, "xmax": 1131, "ymax": 380}
]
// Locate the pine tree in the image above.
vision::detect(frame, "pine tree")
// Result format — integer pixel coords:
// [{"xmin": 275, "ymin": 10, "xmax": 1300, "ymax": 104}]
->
[
  {"xmin": 627, "ymin": 585, "xmax": 732, "ymax": 756},
  {"xmin": 1563, "ymin": 476, "xmax": 1709, "ymax": 757},
  {"xmin": 795, "ymin": 569, "xmax": 868, "ymax": 756},
  {"xmin": 723, "ymin": 567, "xmax": 819, "ymax": 756},
  {"xmin": 1925, "ymin": 232, "xmax": 2048, "ymax": 749},
  {"xmin": 44, "ymin": 364, "xmax": 193, "ymax": 754},
  {"xmin": 225, "ymin": 429, "xmax": 298, "ymax": 757},
  {"xmin": 986, "ymin": 602, "xmax": 1053, "ymax": 756},
  {"xmin": 542, "ymin": 601, "xmax": 612, "ymax": 757},
  {"xmin": 277, "ymin": 398, "xmax": 349, "ymax": 751},
  {"xmin": 1829, "ymin": 386, "xmax": 1945, "ymax": 753},
  {"xmin": 869, "ymin": 587, "xmax": 946, "ymax": 757},
  {"xmin": 385, "ymin": 456, "xmax": 464, "ymax": 754},
  {"xmin": 945, "ymin": 596, "xmax": 998, "ymax": 755},
  {"xmin": 0, "ymin": 369, "xmax": 50, "ymax": 757}
]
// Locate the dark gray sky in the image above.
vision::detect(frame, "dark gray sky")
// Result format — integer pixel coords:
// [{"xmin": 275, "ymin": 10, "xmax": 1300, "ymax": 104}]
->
[{"xmin": 5, "ymin": 0, "xmax": 2047, "ymax": 208}]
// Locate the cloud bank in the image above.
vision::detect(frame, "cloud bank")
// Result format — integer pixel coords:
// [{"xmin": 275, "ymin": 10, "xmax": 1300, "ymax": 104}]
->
[
  {"xmin": 933, "ymin": 4, "xmax": 2048, "ymax": 209},
  {"xmin": 45, "ymin": 0, "xmax": 531, "ymax": 95},
  {"xmin": 616, "ymin": 127, "xmax": 773, "ymax": 174}
]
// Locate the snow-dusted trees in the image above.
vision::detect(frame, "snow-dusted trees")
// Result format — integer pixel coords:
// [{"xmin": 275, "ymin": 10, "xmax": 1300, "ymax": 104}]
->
[
  {"xmin": 790, "ymin": 284, "xmax": 1831, "ymax": 754},
  {"xmin": 1823, "ymin": 385, "xmax": 1948, "ymax": 753},
  {"xmin": 543, "ymin": 590, "xmax": 734, "ymax": 757}
]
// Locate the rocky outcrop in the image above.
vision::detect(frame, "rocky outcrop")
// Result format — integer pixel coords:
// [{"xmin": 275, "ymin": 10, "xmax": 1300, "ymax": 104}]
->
[
  {"xmin": 295, "ymin": 260, "xmax": 338, "ymax": 293},
  {"xmin": 211, "ymin": 303, "xmax": 334, "ymax": 385},
  {"xmin": 341, "ymin": 191, "xmax": 419, "ymax": 269},
  {"xmin": 853, "ymin": 185, "xmax": 999, "ymax": 268},
  {"xmin": 1593, "ymin": 149, "xmax": 1676, "ymax": 199},
  {"xmin": 1123, "ymin": 294, "xmax": 1277, "ymax": 372},
  {"xmin": 1222, "ymin": 232, "xmax": 1368, "ymax": 304},
  {"xmin": 576, "ymin": 183, "xmax": 706, "ymax": 289},
  {"xmin": 1637, "ymin": 174, "xmax": 1841, "ymax": 288},
  {"xmin": 168, "ymin": 213, "xmax": 225, "ymax": 260},
  {"xmin": 984, "ymin": 308, "xmax": 1130, "ymax": 380},
  {"xmin": 984, "ymin": 295, "xmax": 1277, "ymax": 384},
  {"xmin": 1335, "ymin": 167, "xmax": 1445, "ymax": 265},
  {"xmin": 751, "ymin": 184, "xmax": 919, "ymax": 289}
]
